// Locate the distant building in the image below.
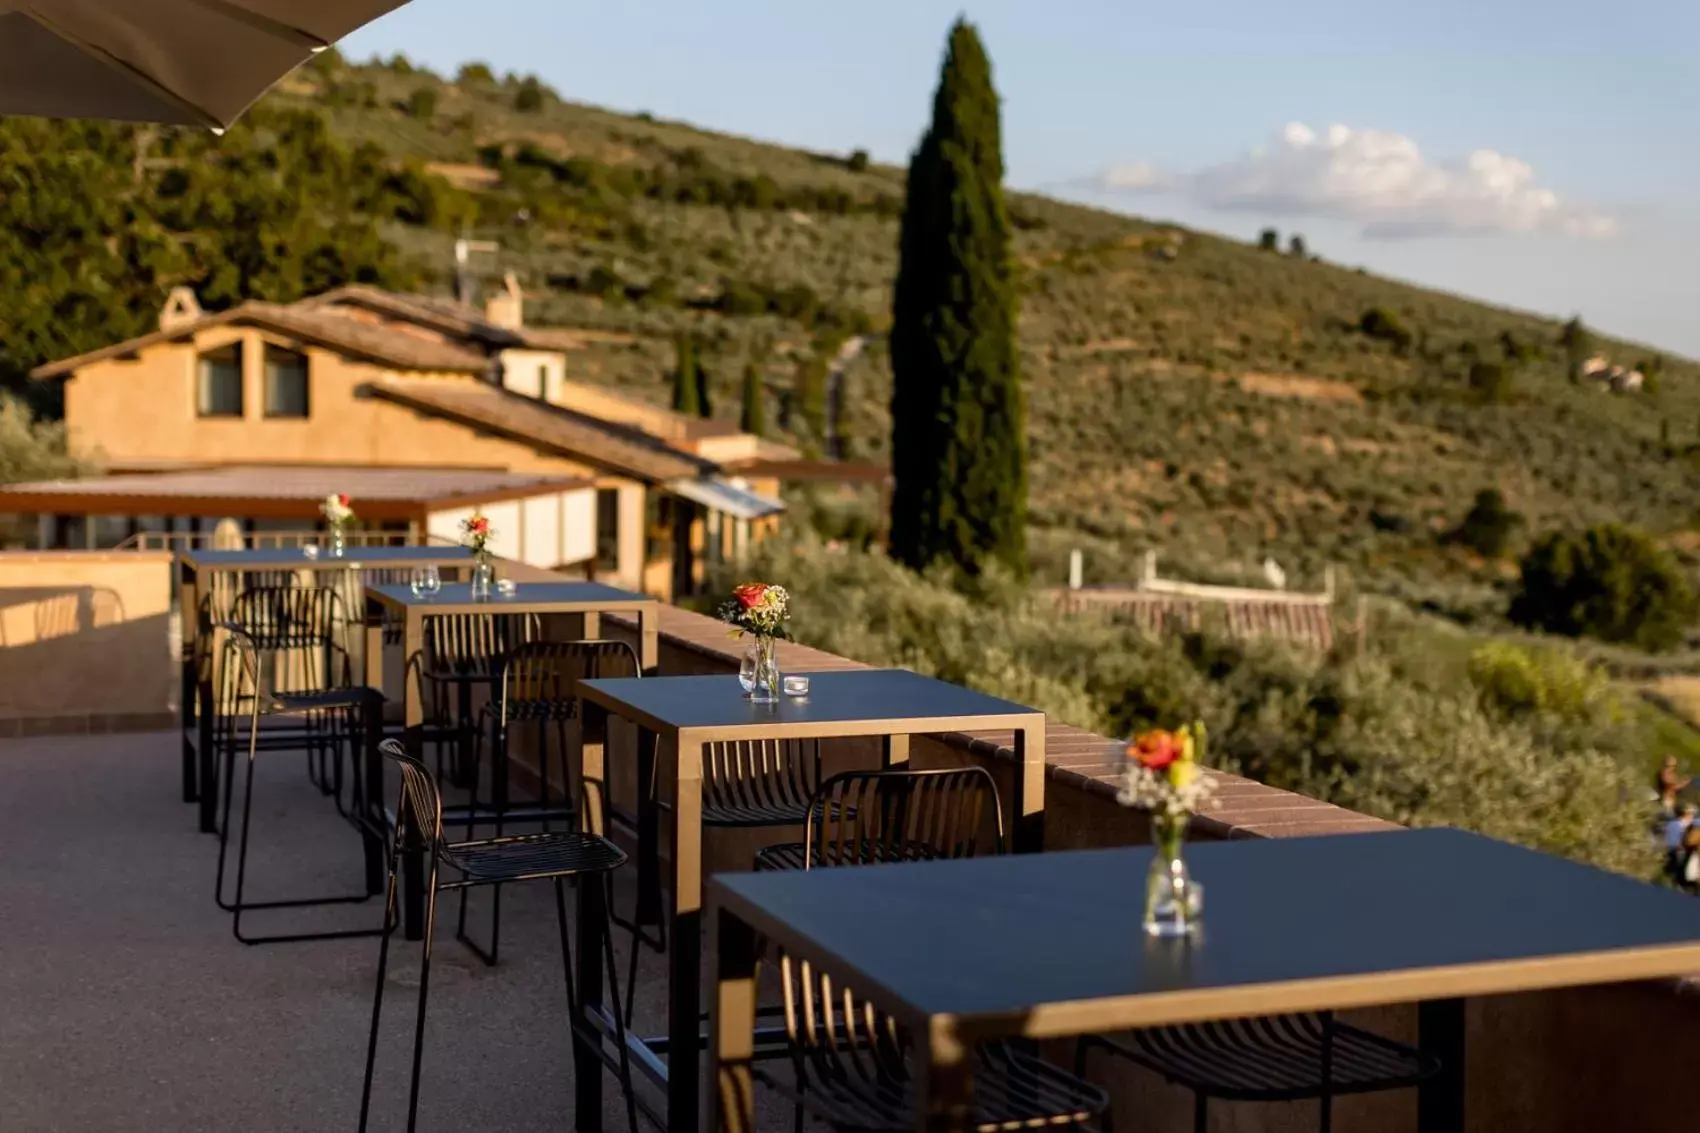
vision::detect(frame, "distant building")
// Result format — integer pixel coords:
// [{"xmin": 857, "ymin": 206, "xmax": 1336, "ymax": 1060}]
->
[{"xmin": 4, "ymin": 283, "xmax": 877, "ymax": 599}]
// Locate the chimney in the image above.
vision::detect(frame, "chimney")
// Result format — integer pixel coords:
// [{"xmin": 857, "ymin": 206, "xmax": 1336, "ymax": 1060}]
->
[
  {"xmin": 159, "ymin": 286, "xmax": 203, "ymax": 332},
  {"xmin": 485, "ymin": 270, "xmax": 524, "ymax": 329}
]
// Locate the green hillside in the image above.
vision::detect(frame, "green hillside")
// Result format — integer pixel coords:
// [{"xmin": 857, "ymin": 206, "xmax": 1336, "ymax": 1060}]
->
[{"xmin": 8, "ymin": 52, "xmax": 1698, "ymax": 607}]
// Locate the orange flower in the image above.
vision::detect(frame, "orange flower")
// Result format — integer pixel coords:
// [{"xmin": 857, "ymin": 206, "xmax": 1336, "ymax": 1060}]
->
[
  {"xmin": 733, "ymin": 582, "xmax": 768, "ymax": 611},
  {"xmin": 1129, "ymin": 729, "xmax": 1184, "ymax": 771},
  {"xmin": 469, "ymin": 516, "xmax": 489, "ymax": 535}
]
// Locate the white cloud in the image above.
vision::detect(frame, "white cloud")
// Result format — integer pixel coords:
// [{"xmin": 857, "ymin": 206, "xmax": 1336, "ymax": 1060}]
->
[{"xmin": 1091, "ymin": 123, "xmax": 1616, "ymax": 240}]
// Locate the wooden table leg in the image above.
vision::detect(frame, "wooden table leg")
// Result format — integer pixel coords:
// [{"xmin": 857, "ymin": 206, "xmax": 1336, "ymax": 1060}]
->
[
  {"xmin": 710, "ymin": 906, "xmax": 758, "ymax": 1133},
  {"xmin": 1418, "ymin": 998, "xmax": 1466, "ymax": 1133},
  {"xmin": 883, "ymin": 734, "xmax": 911, "ymax": 769},
  {"xmin": 916, "ymin": 1018, "xmax": 973, "ymax": 1133},
  {"xmin": 1012, "ymin": 720, "xmax": 1046, "ymax": 854},
  {"xmin": 668, "ymin": 735, "xmax": 705, "ymax": 1133},
  {"xmin": 640, "ymin": 604, "xmax": 659, "ymax": 675}
]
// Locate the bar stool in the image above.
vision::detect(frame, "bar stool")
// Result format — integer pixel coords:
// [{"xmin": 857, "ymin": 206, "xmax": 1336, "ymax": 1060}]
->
[
  {"xmin": 229, "ymin": 585, "xmax": 354, "ymax": 807},
  {"xmin": 1076, "ymin": 1014, "xmax": 1437, "ymax": 1133},
  {"xmin": 357, "ymin": 740, "xmax": 637, "ymax": 1133},
  {"xmin": 414, "ymin": 611, "xmax": 540, "ymax": 787},
  {"xmin": 457, "ymin": 639, "xmax": 641, "ymax": 966},
  {"xmin": 754, "ymin": 768, "xmax": 1107, "ymax": 1133},
  {"xmin": 620, "ymin": 735, "xmax": 824, "ymax": 1020},
  {"xmin": 212, "ymin": 624, "xmax": 388, "ymax": 946},
  {"xmin": 762, "ymin": 952, "xmax": 1111, "ymax": 1132},
  {"xmin": 753, "ymin": 766, "xmax": 1002, "ymax": 871}
]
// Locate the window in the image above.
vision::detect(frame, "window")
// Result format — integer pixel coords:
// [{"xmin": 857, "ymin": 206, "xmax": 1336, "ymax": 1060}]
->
[
  {"xmin": 595, "ymin": 488, "xmax": 620, "ymax": 573},
  {"xmin": 263, "ymin": 346, "xmax": 309, "ymax": 418},
  {"xmin": 537, "ymin": 363, "xmax": 549, "ymax": 398},
  {"xmin": 196, "ymin": 343, "xmax": 243, "ymax": 417}
]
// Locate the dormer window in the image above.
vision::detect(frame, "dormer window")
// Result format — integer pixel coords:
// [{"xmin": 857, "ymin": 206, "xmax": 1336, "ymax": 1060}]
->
[
  {"xmin": 196, "ymin": 343, "xmax": 243, "ymax": 418},
  {"xmin": 263, "ymin": 346, "xmax": 309, "ymax": 418}
]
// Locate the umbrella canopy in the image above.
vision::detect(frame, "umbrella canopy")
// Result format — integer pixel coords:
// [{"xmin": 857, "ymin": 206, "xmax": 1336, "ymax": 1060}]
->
[{"xmin": 0, "ymin": 1, "xmax": 409, "ymax": 130}]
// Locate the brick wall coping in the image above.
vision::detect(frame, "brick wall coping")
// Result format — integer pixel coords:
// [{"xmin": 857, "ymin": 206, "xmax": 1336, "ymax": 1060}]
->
[{"xmin": 607, "ymin": 601, "xmax": 1400, "ymax": 841}]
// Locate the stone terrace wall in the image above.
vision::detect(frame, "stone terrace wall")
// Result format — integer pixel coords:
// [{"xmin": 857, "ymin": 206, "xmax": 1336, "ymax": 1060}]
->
[{"xmin": 0, "ymin": 551, "xmax": 176, "ymax": 734}]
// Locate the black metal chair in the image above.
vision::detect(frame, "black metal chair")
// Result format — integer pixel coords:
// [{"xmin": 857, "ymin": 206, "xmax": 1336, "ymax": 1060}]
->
[
  {"xmin": 753, "ymin": 766, "xmax": 1002, "ymax": 872},
  {"xmin": 760, "ymin": 950, "xmax": 1111, "ymax": 1132},
  {"xmin": 229, "ymin": 584, "xmax": 355, "ymax": 807},
  {"xmin": 212, "ymin": 624, "xmax": 388, "ymax": 946},
  {"xmin": 1075, "ymin": 1013, "xmax": 1438, "ymax": 1133},
  {"xmin": 620, "ymin": 735, "xmax": 825, "ymax": 1025},
  {"xmin": 752, "ymin": 768, "xmax": 1108, "ymax": 1133},
  {"xmin": 413, "ymin": 611, "xmax": 541, "ymax": 787},
  {"xmin": 456, "ymin": 639, "xmax": 642, "ymax": 966},
  {"xmin": 357, "ymin": 739, "xmax": 637, "ymax": 1133}
]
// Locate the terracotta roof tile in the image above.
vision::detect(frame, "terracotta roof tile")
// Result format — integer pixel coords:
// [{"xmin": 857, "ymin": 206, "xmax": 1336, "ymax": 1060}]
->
[
  {"xmin": 367, "ymin": 378, "xmax": 715, "ymax": 484},
  {"xmin": 30, "ymin": 301, "xmax": 491, "ymax": 380}
]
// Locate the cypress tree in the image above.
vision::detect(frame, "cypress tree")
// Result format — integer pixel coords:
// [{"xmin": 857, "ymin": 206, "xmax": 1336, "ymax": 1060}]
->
[
  {"xmin": 739, "ymin": 362, "xmax": 767, "ymax": 436},
  {"xmin": 888, "ymin": 18, "xmax": 1027, "ymax": 577},
  {"xmin": 794, "ymin": 351, "xmax": 827, "ymax": 441},
  {"xmin": 670, "ymin": 334, "xmax": 700, "ymax": 416}
]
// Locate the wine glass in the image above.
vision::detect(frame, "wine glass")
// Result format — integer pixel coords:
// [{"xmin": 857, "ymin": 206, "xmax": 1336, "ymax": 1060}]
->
[
  {"xmin": 411, "ymin": 563, "xmax": 442, "ymax": 598},
  {"xmin": 737, "ymin": 647, "xmax": 758, "ymax": 694}
]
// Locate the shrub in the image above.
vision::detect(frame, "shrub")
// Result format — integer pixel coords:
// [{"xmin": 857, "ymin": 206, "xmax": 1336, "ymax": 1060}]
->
[
  {"xmin": 847, "ymin": 148, "xmax": 871, "ymax": 173},
  {"xmin": 403, "ymin": 88, "xmax": 437, "ymax": 120},
  {"xmin": 1467, "ymin": 641, "xmax": 1610, "ymax": 724},
  {"xmin": 1510, "ymin": 524, "xmax": 1697, "ymax": 651},
  {"xmin": 1358, "ymin": 307, "xmax": 1413, "ymax": 352},
  {"xmin": 1468, "ymin": 360, "xmax": 1513, "ymax": 403},
  {"xmin": 456, "ymin": 62, "xmax": 495, "ymax": 86},
  {"xmin": 0, "ymin": 394, "xmax": 82, "ymax": 485},
  {"xmin": 1258, "ymin": 228, "xmax": 1279, "ymax": 252},
  {"xmin": 1450, "ymin": 488, "xmax": 1520, "ymax": 557},
  {"xmin": 513, "ymin": 76, "xmax": 547, "ymax": 113}
]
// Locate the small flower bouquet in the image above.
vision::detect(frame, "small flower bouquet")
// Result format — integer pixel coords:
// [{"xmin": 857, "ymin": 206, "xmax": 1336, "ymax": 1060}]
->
[
  {"xmin": 1118, "ymin": 723, "xmax": 1215, "ymax": 817},
  {"xmin": 319, "ymin": 493, "xmax": 354, "ymax": 555},
  {"xmin": 460, "ymin": 510, "xmax": 493, "ymax": 556},
  {"xmin": 461, "ymin": 511, "xmax": 496, "ymax": 598},
  {"xmin": 718, "ymin": 583, "xmax": 790, "ymax": 701},
  {"xmin": 717, "ymin": 582, "xmax": 792, "ymax": 640},
  {"xmin": 1118, "ymin": 721, "xmax": 1216, "ymax": 938}
]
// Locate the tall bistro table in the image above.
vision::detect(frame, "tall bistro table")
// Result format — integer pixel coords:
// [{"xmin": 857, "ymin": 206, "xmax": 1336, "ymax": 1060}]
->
[
  {"xmin": 178, "ymin": 544, "xmax": 473, "ymax": 833},
  {"xmin": 573, "ymin": 669, "xmax": 1048, "ymax": 1133},
  {"xmin": 363, "ymin": 580, "xmax": 661, "ymax": 940},
  {"xmin": 710, "ymin": 827, "xmax": 1700, "ymax": 1133}
]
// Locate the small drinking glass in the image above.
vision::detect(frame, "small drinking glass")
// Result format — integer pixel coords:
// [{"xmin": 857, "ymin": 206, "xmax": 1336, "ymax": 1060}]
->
[
  {"xmin": 737, "ymin": 647, "xmax": 758, "ymax": 694},
  {"xmin": 410, "ymin": 564, "xmax": 442, "ymax": 598}
]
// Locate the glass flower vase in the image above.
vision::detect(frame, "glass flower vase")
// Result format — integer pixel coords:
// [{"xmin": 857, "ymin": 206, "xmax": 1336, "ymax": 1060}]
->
[
  {"xmin": 748, "ymin": 634, "xmax": 781, "ymax": 704},
  {"xmin": 1144, "ymin": 810, "xmax": 1203, "ymax": 938},
  {"xmin": 329, "ymin": 525, "xmax": 346, "ymax": 558},
  {"xmin": 469, "ymin": 553, "xmax": 495, "ymax": 601}
]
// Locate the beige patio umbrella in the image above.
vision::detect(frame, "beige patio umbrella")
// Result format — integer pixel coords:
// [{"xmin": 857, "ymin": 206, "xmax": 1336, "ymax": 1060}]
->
[{"xmin": 0, "ymin": 1, "xmax": 410, "ymax": 130}]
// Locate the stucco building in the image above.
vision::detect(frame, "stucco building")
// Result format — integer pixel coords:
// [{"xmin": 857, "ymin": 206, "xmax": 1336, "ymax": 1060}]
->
[{"xmin": 3, "ymin": 280, "xmax": 810, "ymax": 599}]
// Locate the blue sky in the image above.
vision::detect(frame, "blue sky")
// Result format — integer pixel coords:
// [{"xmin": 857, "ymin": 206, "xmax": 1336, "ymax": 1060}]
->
[{"xmin": 343, "ymin": 0, "xmax": 1700, "ymax": 356}]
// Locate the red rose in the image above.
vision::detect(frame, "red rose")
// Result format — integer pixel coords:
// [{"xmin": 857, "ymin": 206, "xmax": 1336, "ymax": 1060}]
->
[
  {"xmin": 1129, "ymin": 730, "xmax": 1183, "ymax": 771},
  {"xmin": 337, "ymin": 494, "xmax": 350, "ymax": 507},
  {"xmin": 732, "ymin": 582, "xmax": 767, "ymax": 611},
  {"xmin": 470, "ymin": 517, "xmax": 489, "ymax": 535}
]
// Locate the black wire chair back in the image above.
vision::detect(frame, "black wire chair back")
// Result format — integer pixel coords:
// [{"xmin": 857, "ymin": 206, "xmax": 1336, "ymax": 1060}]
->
[
  {"xmin": 496, "ymin": 639, "xmax": 641, "ymax": 723},
  {"xmin": 422, "ymin": 612, "xmax": 541, "ymax": 680},
  {"xmin": 380, "ymin": 738, "xmax": 447, "ymax": 855},
  {"xmin": 230, "ymin": 585, "xmax": 350, "ymax": 695},
  {"xmin": 700, "ymin": 738, "xmax": 822, "ymax": 827},
  {"xmin": 799, "ymin": 766, "xmax": 1003, "ymax": 869}
]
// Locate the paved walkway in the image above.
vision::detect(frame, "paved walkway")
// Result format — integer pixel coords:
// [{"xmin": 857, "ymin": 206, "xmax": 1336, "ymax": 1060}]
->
[{"xmin": 0, "ymin": 731, "xmax": 786, "ymax": 1132}]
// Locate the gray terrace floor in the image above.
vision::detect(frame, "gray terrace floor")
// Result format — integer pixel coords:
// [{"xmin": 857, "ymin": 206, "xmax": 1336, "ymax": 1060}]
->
[{"xmin": 0, "ymin": 730, "xmax": 792, "ymax": 1133}]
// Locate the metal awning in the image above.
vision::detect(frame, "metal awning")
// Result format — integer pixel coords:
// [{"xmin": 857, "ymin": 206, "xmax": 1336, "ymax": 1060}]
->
[{"xmin": 665, "ymin": 477, "xmax": 786, "ymax": 521}]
